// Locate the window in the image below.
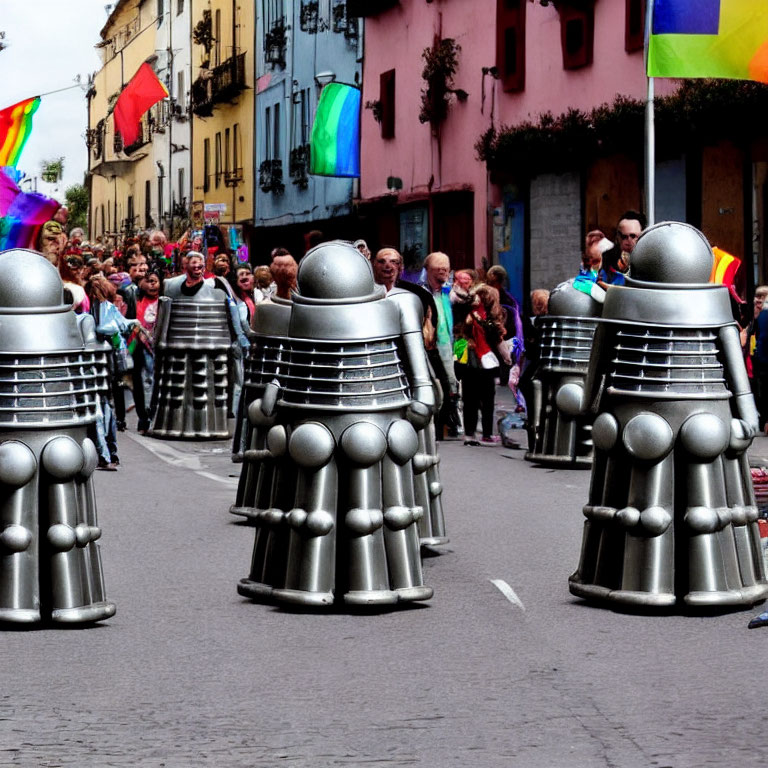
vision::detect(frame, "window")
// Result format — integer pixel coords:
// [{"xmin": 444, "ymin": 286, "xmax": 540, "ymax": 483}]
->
[
  {"xmin": 496, "ymin": 0, "xmax": 525, "ymax": 92},
  {"xmin": 263, "ymin": 0, "xmax": 285, "ymax": 31},
  {"xmin": 100, "ymin": 205, "xmax": 105, "ymax": 236},
  {"xmin": 273, "ymin": 102, "xmax": 281, "ymax": 159},
  {"xmin": 301, "ymin": 89, "xmax": 311, "ymax": 145},
  {"xmin": 265, "ymin": 106, "xmax": 272, "ymax": 159},
  {"xmin": 215, "ymin": 131, "xmax": 222, "ymax": 188},
  {"xmin": 379, "ymin": 69, "xmax": 395, "ymax": 139},
  {"xmin": 177, "ymin": 71, "xmax": 185, "ymax": 111},
  {"xmin": 145, "ymin": 180, "xmax": 152, "ymax": 226},
  {"xmin": 559, "ymin": 5, "xmax": 594, "ymax": 69},
  {"xmin": 233, "ymin": 123, "xmax": 240, "ymax": 173},
  {"xmin": 178, "ymin": 167, "xmax": 185, "ymax": 205},
  {"xmin": 225, "ymin": 127, "xmax": 231, "ymax": 176},
  {"xmin": 127, "ymin": 195, "xmax": 134, "ymax": 229},
  {"xmin": 625, "ymin": 0, "xmax": 645, "ymax": 52},
  {"xmin": 157, "ymin": 0, "xmax": 164, "ymax": 26},
  {"xmin": 158, "ymin": 177, "xmax": 164, "ymax": 222},
  {"xmin": 214, "ymin": 9, "xmax": 222, "ymax": 66},
  {"xmin": 177, "ymin": 0, "xmax": 183, "ymax": 14},
  {"xmin": 203, "ymin": 137, "xmax": 210, "ymax": 192}
]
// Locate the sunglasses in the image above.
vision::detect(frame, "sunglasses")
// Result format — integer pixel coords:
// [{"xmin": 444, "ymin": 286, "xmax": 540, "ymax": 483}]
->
[{"xmin": 619, "ymin": 233, "xmax": 639, "ymax": 241}]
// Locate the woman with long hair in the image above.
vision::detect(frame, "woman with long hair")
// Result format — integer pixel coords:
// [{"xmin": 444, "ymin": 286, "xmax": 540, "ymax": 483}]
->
[
  {"xmin": 59, "ymin": 254, "xmax": 90, "ymax": 313},
  {"xmin": 458, "ymin": 284, "xmax": 512, "ymax": 446}
]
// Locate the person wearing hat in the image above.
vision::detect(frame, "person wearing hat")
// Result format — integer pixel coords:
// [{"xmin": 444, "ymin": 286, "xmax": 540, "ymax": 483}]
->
[{"xmin": 38, "ymin": 220, "xmax": 66, "ymax": 265}]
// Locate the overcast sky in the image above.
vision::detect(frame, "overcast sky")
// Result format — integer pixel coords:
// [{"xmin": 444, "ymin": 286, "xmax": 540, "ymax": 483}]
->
[{"xmin": 1, "ymin": 0, "xmax": 110, "ymax": 200}]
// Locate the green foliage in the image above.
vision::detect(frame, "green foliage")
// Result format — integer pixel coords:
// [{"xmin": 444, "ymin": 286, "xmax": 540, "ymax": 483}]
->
[
  {"xmin": 193, "ymin": 10, "xmax": 214, "ymax": 55},
  {"xmin": 476, "ymin": 80, "xmax": 768, "ymax": 177},
  {"xmin": 65, "ymin": 184, "xmax": 89, "ymax": 232},
  {"xmin": 41, "ymin": 157, "xmax": 64, "ymax": 184},
  {"xmin": 419, "ymin": 38, "xmax": 462, "ymax": 127}
]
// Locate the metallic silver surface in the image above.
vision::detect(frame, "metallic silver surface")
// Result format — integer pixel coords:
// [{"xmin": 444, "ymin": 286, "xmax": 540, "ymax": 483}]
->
[
  {"xmin": 0, "ymin": 249, "xmax": 115, "ymax": 625},
  {"xmin": 149, "ymin": 277, "xmax": 233, "ymax": 439},
  {"xmin": 525, "ymin": 279, "xmax": 602, "ymax": 467},
  {"xmin": 568, "ymin": 222, "xmax": 768, "ymax": 608},
  {"xmin": 236, "ymin": 242, "xmax": 434, "ymax": 608}
]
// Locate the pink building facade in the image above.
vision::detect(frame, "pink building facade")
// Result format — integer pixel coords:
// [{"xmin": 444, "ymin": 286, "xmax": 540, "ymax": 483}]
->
[{"xmin": 356, "ymin": 0, "xmax": 766, "ymax": 302}]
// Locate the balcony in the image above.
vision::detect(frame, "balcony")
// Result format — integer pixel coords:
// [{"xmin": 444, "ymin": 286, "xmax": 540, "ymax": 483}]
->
[
  {"xmin": 259, "ymin": 159, "xmax": 285, "ymax": 194},
  {"xmin": 191, "ymin": 51, "xmax": 248, "ymax": 117}
]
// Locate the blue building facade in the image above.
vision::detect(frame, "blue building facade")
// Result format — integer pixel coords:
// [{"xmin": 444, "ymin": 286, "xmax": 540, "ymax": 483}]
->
[{"xmin": 253, "ymin": 0, "xmax": 363, "ymax": 259}]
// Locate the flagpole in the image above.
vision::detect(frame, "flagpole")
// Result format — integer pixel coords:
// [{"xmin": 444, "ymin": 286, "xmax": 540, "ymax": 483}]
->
[{"xmin": 644, "ymin": 0, "xmax": 655, "ymax": 227}]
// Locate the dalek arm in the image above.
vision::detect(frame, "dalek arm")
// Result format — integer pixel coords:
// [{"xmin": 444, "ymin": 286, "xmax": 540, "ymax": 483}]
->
[{"xmin": 719, "ymin": 323, "xmax": 760, "ymax": 432}]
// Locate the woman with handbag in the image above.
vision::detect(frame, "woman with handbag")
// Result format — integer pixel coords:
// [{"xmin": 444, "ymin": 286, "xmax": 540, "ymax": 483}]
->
[
  {"xmin": 86, "ymin": 276, "xmax": 140, "ymax": 470},
  {"xmin": 457, "ymin": 284, "xmax": 512, "ymax": 446}
]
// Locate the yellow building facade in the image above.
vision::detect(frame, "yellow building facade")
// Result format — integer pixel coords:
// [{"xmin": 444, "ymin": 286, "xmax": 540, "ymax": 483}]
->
[
  {"xmin": 189, "ymin": 0, "xmax": 254, "ymax": 231},
  {"xmin": 88, "ymin": 0, "xmax": 161, "ymax": 240}
]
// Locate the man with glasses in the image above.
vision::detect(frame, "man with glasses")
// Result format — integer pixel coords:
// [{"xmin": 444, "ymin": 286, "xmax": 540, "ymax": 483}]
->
[{"xmin": 602, "ymin": 210, "xmax": 646, "ymax": 286}]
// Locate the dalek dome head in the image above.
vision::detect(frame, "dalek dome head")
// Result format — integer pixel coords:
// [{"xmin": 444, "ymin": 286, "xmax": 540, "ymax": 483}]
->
[
  {"xmin": 0, "ymin": 249, "xmax": 65, "ymax": 310},
  {"xmin": 297, "ymin": 240, "xmax": 378, "ymax": 300},
  {"xmin": 548, "ymin": 279, "xmax": 603, "ymax": 318},
  {"xmin": 629, "ymin": 222, "xmax": 713, "ymax": 285}
]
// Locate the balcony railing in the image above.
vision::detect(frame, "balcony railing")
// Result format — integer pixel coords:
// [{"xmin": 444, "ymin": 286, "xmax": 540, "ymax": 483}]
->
[
  {"xmin": 191, "ymin": 51, "xmax": 247, "ymax": 117},
  {"xmin": 259, "ymin": 159, "xmax": 285, "ymax": 194}
]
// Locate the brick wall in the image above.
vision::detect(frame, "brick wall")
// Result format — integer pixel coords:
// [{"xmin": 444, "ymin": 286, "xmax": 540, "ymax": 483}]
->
[{"xmin": 529, "ymin": 172, "xmax": 582, "ymax": 291}]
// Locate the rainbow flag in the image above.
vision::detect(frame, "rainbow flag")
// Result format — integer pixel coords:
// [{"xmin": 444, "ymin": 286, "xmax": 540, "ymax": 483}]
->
[
  {"xmin": 0, "ymin": 97, "xmax": 41, "ymax": 168},
  {"xmin": 0, "ymin": 167, "xmax": 59, "ymax": 251},
  {"xmin": 310, "ymin": 83, "xmax": 361, "ymax": 177},
  {"xmin": 647, "ymin": 0, "xmax": 768, "ymax": 83}
]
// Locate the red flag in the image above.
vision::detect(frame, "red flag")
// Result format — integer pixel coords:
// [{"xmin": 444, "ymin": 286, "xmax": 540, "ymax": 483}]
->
[{"xmin": 113, "ymin": 63, "xmax": 168, "ymax": 146}]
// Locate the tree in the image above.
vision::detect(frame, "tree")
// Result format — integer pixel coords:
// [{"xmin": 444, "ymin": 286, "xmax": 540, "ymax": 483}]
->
[
  {"xmin": 41, "ymin": 157, "xmax": 64, "ymax": 184},
  {"xmin": 65, "ymin": 184, "xmax": 89, "ymax": 232}
]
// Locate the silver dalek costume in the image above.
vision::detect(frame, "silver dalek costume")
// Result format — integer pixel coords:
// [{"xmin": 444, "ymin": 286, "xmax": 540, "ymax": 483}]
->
[
  {"xmin": 238, "ymin": 241, "xmax": 435, "ymax": 607},
  {"xmin": 0, "ymin": 249, "xmax": 115, "ymax": 625},
  {"xmin": 149, "ymin": 276, "xmax": 233, "ymax": 439},
  {"xmin": 568, "ymin": 222, "xmax": 768, "ymax": 608},
  {"xmin": 525, "ymin": 279, "xmax": 602, "ymax": 467}
]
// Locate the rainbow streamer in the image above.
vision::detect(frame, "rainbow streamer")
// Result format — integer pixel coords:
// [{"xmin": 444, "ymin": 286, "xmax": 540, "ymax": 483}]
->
[
  {"xmin": 0, "ymin": 167, "xmax": 59, "ymax": 251},
  {"xmin": 310, "ymin": 83, "xmax": 361, "ymax": 177},
  {"xmin": 648, "ymin": 0, "xmax": 768, "ymax": 83},
  {"xmin": 0, "ymin": 97, "xmax": 41, "ymax": 168}
]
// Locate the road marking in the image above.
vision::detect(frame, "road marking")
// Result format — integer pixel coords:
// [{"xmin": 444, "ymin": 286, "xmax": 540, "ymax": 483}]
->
[
  {"xmin": 123, "ymin": 431, "xmax": 239, "ymax": 486},
  {"xmin": 490, "ymin": 579, "xmax": 525, "ymax": 610}
]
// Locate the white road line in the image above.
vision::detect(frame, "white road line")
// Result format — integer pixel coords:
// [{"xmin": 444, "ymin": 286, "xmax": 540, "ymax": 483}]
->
[
  {"xmin": 489, "ymin": 579, "xmax": 526, "ymax": 610},
  {"xmin": 123, "ymin": 431, "xmax": 239, "ymax": 485}
]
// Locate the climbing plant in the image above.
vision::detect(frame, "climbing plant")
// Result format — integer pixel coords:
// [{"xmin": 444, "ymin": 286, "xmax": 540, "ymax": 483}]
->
[{"xmin": 419, "ymin": 38, "xmax": 467, "ymax": 130}]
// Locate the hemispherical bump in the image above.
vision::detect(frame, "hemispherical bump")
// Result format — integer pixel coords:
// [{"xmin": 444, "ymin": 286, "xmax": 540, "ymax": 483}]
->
[
  {"xmin": 729, "ymin": 418, "xmax": 752, "ymax": 453},
  {"xmin": 616, "ymin": 506, "xmax": 641, "ymax": 527},
  {"xmin": 248, "ymin": 399, "xmax": 273, "ymax": 427},
  {"xmin": 555, "ymin": 382, "xmax": 584, "ymax": 417},
  {"xmin": 412, "ymin": 505, "xmax": 425, "ymax": 521},
  {"xmin": 680, "ymin": 413, "xmax": 729, "ymax": 459},
  {"xmin": 264, "ymin": 508, "xmax": 285, "ymax": 526},
  {"xmin": 630, "ymin": 222, "xmax": 713, "ymax": 285},
  {"xmin": 288, "ymin": 422, "xmax": 335, "ymax": 467},
  {"xmin": 288, "ymin": 508, "xmax": 307, "ymax": 528},
  {"xmin": 41, "ymin": 436, "xmax": 84, "ymax": 479},
  {"xmin": 305, "ymin": 510, "xmax": 334, "ymax": 536},
  {"xmin": 592, "ymin": 413, "xmax": 620, "ymax": 452},
  {"xmin": 47, "ymin": 523, "xmax": 76, "ymax": 551},
  {"xmin": 429, "ymin": 481, "xmax": 442, "ymax": 497},
  {"xmin": 266, "ymin": 425, "xmax": 288, "ymax": 457},
  {"xmin": 0, "ymin": 441, "xmax": 37, "ymax": 487},
  {"xmin": 79, "ymin": 439, "xmax": 99, "ymax": 477},
  {"xmin": 684, "ymin": 505, "xmax": 719, "ymax": 533},
  {"xmin": 387, "ymin": 420, "xmax": 419, "ymax": 464},
  {"xmin": 298, "ymin": 241, "xmax": 376, "ymax": 300},
  {"xmin": 640, "ymin": 506, "xmax": 672, "ymax": 535},
  {"xmin": 726, "ymin": 505, "xmax": 743, "ymax": 526},
  {"xmin": 340, "ymin": 423, "xmax": 387, "ymax": 465},
  {"xmin": 90, "ymin": 526, "xmax": 102, "ymax": 541},
  {"xmin": 622, "ymin": 413, "xmax": 674, "ymax": 461},
  {"xmin": 0, "ymin": 524, "xmax": 32, "ymax": 552},
  {"xmin": 0, "ymin": 249, "xmax": 64, "ymax": 309},
  {"xmin": 384, "ymin": 505, "xmax": 412, "ymax": 530},
  {"xmin": 746, "ymin": 506, "xmax": 759, "ymax": 523},
  {"xmin": 75, "ymin": 524, "xmax": 91, "ymax": 547}
]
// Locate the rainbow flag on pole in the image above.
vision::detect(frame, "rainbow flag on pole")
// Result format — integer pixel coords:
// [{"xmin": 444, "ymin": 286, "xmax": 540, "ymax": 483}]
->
[
  {"xmin": 310, "ymin": 83, "xmax": 361, "ymax": 177},
  {"xmin": 0, "ymin": 97, "xmax": 41, "ymax": 168},
  {"xmin": 647, "ymin": 0, "xmax": 768, "ymax": 82}
]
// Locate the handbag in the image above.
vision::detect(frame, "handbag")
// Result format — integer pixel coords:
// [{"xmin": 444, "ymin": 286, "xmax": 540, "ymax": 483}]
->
[
  {"xmin": 113, "ymin": 346, "xmax": 134, "ymax": 375},
  {"xmin": 480, "ymin": 350, "xmax": 500, "ymax": 369}
]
